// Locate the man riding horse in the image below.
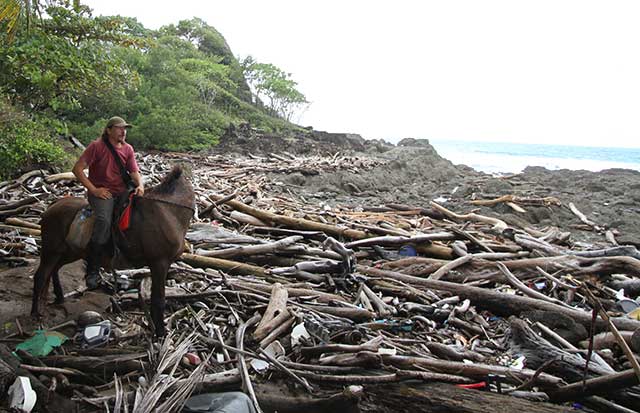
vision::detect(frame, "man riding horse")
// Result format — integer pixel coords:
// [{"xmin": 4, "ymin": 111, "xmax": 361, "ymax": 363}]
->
[
  {"xmin": 71, "ymin": 116, "xmax": 145, "ymax": 289},
  {"xmin": 33, "ymin": 116, "xmax": 194, "ymax": 337}
]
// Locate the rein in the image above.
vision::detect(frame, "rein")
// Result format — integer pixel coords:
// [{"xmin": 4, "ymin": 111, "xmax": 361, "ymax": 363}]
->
[{"xmin": 142, "ymin": 196, "xmax": 196, "ymax": 213}]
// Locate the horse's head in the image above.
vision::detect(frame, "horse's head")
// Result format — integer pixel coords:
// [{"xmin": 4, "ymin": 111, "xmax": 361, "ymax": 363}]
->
[{"xmin": 145, "ymin": 165, "xmax": 195, "ymax": 211}]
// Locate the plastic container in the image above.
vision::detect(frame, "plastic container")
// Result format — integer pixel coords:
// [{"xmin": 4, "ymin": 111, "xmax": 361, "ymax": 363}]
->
[
  {"xmin": 81, "ymin": 320, "xmax": 111, "ymax": 349},
  {"xmin": 115, "ymin": 274, "xmax": 130, "ymax": 291},
  {"xmin": 8, "ymin": 376, "xmax": 37, "ymax": 412},
  {"xmin": 182, "ymin": 392, "xmax": 256, "ymax": 413}
]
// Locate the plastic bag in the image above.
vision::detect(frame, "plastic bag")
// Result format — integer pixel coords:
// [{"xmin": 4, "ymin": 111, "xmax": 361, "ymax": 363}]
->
[
  {"xmin": 182, "ymin": 392, "xmax": 256, "ymax": 413},
  {"xmin": 65, "ymin": 206, "xmax": 94, "ymax": 250},
  {"xmin": 15, "ymin": 330, "xmax": 67, "ymax": 357}
]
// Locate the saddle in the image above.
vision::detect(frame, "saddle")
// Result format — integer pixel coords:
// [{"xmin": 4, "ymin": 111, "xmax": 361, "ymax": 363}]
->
[{"xmin": 65, "ymin": 194, "xmax": 135, "ymax": 250}]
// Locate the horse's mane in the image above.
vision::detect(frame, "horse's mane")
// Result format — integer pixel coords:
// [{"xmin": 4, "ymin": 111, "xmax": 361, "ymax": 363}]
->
[
  {"xmin": 149, "ymin": 166, "xmax": 183, "ymax": 195},
  {"xmin": 142, "ymin": 165, "xmax": 194, "ymax": 211}
]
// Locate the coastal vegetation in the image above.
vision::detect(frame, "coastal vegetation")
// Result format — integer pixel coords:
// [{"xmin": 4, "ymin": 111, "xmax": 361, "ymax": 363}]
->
[{"xmin": 0, "ymin": 0, "xmax": 307, "ymax": 178}]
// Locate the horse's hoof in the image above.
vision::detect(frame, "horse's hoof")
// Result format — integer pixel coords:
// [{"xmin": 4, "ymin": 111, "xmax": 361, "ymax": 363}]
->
[
  {"xmin": 54, "ymin": 297, "xmax": 65, "ymax": 305},
  {"xmin": 155, "ymin": 328, "xmax": 167, "ymax": 339},
  {"xmin": 85, "ymin": 274, "xmax": 99, "ymax": 290}
]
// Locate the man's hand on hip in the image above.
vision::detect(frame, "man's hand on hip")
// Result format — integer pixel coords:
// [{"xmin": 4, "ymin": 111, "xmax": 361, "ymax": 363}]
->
[{"xmin": 91, "ymin": 187, "xmax": 112, "ymax": 199}]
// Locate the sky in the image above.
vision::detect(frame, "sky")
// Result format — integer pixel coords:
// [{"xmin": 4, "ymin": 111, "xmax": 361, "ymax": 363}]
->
[{"xmin": 83, "ymin": 0, "xmax": 640, "ymax": 148}]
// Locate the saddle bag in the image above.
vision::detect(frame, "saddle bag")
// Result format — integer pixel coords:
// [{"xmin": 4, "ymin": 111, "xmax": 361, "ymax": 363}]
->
[{"xmin": 66, "ymin": 206, "xmax": 95, "ymax": 250}]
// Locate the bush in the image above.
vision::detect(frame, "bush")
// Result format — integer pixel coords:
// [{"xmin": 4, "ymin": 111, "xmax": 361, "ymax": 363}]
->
[
  {"xmin": 130, "ymin": 108, "xmax": 224, "ymax": 151},
  {"xmin": 0, "ymin": 102, "xmax": 71, "ymax": 179},
  {"xmin": 68, "ymin": 119, "xmax": 104, "ymax": 146}
]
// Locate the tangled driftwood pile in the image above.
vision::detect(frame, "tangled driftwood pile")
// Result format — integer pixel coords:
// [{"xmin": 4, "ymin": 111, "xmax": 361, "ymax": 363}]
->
[{"xmin": 1, "ymin": 151, "xmax": 640, "ymax": 412}]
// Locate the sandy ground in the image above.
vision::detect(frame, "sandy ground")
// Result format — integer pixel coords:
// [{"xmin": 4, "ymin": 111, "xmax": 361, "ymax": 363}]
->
[{"xmin": 0, "ymin": 260, "xmax": 111, "ymax": 335}]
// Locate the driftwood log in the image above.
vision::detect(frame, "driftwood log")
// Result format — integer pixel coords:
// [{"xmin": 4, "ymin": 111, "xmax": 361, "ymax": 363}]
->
[
  {"xmin": 508, "ymin": 317, "xmax": 611, "ymax": 381},
  {"xmin": 209, "ymin": 194, "xmax": 369, "ymax": 240},
  {"xmin": 364, "ymin": 383, "xmax": 575, "ymax": 413},
  {"xmin": 547, "ymin": 369, "xmax": 640, "ymax": 403},
  {"xmin": 40, "ymin": 354, "xmax": 146, "ymax": 379},
  {"xmin": 360, "ymin": 266, "xmax": 640, "ymax": 331}
]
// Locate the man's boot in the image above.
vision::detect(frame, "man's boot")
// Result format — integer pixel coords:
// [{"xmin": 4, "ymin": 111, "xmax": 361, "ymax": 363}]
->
[{"xmin": 85, "ymin": 241, "xmax": 103, "ymax": 289}]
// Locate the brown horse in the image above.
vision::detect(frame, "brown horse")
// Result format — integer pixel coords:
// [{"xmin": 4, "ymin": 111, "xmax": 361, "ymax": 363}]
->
[{"xmin": 31, "ymin": 166, "xmax": 194, "ymax": 337}]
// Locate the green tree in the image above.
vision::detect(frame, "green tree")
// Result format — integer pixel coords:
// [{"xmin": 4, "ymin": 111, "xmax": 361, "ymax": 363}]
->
[
  {"xmin": 161, "ymin": 18, "xmax": 252, "ymax": 103},
  {"xmin": 180, "ymin": 58, "xmax": 233, "ymax": 108},
  {"xmin": 241, "ymin": 56, "xmax": 308, "ymax": 121},
  {"xmin": 0, "ymin": 4, "xmax": 144, "ymax": 116}
]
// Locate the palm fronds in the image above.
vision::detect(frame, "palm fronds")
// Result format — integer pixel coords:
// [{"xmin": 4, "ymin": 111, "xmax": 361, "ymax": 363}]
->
[
  {"xmin": 112, "ymin": 331, "xmax": 208, "ymax": 413},
  {"xmin": 0, "ymin": 0, "xmax": 21, "ymax": 41}
]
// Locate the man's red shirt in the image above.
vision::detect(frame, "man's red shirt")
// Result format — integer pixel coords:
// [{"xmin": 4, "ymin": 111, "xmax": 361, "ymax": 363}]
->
[{"xmin": 80, "ymin": 138, "xmax": 140, "ymax": 194}]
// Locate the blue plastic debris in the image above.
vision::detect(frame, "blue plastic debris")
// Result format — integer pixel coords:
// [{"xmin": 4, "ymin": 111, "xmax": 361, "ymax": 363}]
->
[{"xmin": 398, "ymin": 245, "xmax": 417, "ymax": 257}]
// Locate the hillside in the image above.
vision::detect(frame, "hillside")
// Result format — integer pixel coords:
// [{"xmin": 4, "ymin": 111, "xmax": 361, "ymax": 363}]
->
[{"xmin": 0, "ymin": 3, "xmax": 305, "ymax": 179}]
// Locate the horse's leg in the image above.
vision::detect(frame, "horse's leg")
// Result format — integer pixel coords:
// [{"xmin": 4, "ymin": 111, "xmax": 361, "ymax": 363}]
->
[
  {"xmin": 149, "ymin": 259, "xmax": 169, "ymax": 337},
  {"xmin": 51, "ymin": 264, "xmax": 65, "ymax": 304},
  {"xmin": 31, "ymin": 255, "xmax": 60, "ymax": 316}
]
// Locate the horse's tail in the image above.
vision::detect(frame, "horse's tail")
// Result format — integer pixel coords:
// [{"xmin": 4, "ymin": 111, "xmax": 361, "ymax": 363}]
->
[{"xmin": 155, "ymin": 166, "xmax": 183, "ymax": 194}]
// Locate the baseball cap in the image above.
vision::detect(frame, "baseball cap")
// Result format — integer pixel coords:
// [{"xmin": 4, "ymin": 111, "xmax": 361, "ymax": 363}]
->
[{"xmin": 106, "ymin": 116, "xmax": 132, "ymax": 128}]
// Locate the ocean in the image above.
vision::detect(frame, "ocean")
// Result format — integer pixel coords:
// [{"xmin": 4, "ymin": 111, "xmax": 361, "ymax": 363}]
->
[{"xmin": 429, "ymin": 140, "xmax": 640, "ymax": 175}]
